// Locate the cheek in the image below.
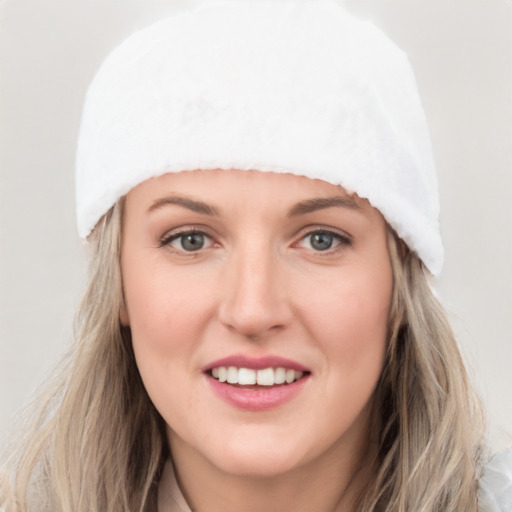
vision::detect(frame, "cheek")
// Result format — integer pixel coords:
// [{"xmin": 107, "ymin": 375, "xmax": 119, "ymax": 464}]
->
[
  {"xmin": 122, "ymin": 259, "xmax": 216, "ymax": 384},
  {"xmin": 302, "ymin": 270, "xmax": 390, "ymax": 339},
  {"xmin": 123, "ymin": 265, "xmax": 214, "ymax": 425},
  {"xmin": 297, "ymin": 267, "xmax": 392, "ymax": 385}
]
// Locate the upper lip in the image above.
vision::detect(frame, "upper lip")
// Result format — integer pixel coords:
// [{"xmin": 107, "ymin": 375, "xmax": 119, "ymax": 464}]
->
[{"xmin": 203, "ymin": 354, "xmax": 310, "ymax": 373}]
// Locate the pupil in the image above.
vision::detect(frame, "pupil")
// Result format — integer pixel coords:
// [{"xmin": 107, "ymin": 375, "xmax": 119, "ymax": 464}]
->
[
  {"xmin": 182, "ymin": 233, "xmax": 204, "ymax": 251},
  {"xmin": 311, "ymin": 232, "xmax": 333, "ymax": 251}
]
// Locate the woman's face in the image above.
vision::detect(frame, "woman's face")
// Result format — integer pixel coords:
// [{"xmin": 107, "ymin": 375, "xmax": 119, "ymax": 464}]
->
[{"xmin": 121, "ymin": 169, "xmax": 393, "ymax": 477}]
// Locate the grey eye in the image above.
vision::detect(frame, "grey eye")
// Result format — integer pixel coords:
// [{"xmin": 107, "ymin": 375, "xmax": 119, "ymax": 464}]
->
[
  {"xmin": 179, "ymin": 232, "xmax": 205, "ymax": 251},
  {"xmin": 162, "ymin": 228, "xmax": 216, "ymax": 253},
  {"xmin": 309, "ymin": 232, "xmax": 334, "ymax": 251}
]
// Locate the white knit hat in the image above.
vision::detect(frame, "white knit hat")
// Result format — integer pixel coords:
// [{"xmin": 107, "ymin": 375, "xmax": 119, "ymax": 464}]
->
[{"xmin": 76, "ymin": 0, "xmax": 443, "ymax": 274}]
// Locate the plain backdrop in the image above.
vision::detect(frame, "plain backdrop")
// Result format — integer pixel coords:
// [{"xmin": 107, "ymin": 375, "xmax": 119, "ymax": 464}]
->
[{"xmin": 1, "ymin": 0, "xmax": 511, "ymax": 452}]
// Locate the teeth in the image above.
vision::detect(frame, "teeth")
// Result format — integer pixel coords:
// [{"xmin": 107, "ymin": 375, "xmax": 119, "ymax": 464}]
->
[
  {"xmin": 238, "ymin": 367, "xmax": 256, "ymax": 385},
  {"xmin": 227, "ymin": 366, "xmax": 238, "ymax": 384},
  {"xmin": 257, "ymin": 368, "xmax": 274, "ymax": 386},
  {"xmin": 210, "ymin": 366, "xmax": 305, "ymax": 386},
  {"xmin": 274, "ymin": 367, "xmax": 286, "ymax": 384}
]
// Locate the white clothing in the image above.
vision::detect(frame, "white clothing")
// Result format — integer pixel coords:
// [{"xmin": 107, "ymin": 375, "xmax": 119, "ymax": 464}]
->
[
  {"xmin": 157, "ymin": 449, "xmax": 512, "ymax": 511},
  {"xmin": 479, "ymin": 448, "xmax": 512, "ymax": 512}
]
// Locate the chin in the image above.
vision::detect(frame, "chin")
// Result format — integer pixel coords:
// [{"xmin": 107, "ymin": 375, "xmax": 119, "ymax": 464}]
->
[
  {"xmin": 215, "ymin": 454, "xmax": 302, "ymax": 478},
  {"xmin": 205, "ymin": 433, "xmax": 307, "ymax": 478}
]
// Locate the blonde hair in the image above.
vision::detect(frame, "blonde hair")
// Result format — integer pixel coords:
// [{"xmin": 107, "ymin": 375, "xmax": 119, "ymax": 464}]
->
[
  {"xmin": 359, "ymin": 233, "xmax": 485, "ymax": 511},
  {"xmin": 1, "ymin": 201, "xmax": 485, "ymax": 512},
  {"xmin": 1, "ymin": 201, "xmax": 164, "ymax": 512}
]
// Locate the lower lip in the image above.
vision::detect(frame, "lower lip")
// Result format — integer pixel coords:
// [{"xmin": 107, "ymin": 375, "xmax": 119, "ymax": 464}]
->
[{"xmin": 206, "ymin": 374, "xmax": 309, "ymax": 411}]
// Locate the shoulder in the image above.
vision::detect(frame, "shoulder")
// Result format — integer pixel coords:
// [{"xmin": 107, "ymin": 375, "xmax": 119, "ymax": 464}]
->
[{"xmin": 479, "ymin": 448, "xmax": 512, "ymax": 512}]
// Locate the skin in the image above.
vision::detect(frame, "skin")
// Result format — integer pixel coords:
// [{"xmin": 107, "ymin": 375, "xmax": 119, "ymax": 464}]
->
[{"xmin": 121, "ymin": 169, "xmax": 393, "ymax": 512}]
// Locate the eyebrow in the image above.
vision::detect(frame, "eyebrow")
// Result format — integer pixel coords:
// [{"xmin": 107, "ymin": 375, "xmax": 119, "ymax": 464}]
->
[
  {"xmin": 147, "ymin": 196, "xmax": 219, "ymax": 216},
  {"xmin": 287, "ymin": 196, "xmax": 361, "ymax": 216},
  {"xmin": 147, "ymin": 194, "xmax": 360, "ymax": 217}
]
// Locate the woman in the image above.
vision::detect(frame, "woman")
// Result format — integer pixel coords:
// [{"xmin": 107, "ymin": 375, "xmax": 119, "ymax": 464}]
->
[{"xmin": 1, "ymin": 1, "xmax": 510, "ymax": 511}]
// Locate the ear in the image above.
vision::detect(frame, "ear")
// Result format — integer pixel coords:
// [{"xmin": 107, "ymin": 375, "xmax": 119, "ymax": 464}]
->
[{"xmin": 119, "ymin": 300, "xmax": 130, "ymax": 326}]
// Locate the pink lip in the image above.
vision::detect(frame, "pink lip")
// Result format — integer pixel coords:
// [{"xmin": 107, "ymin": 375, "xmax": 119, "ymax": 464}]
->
[
  {"xmin": 202, "ymin": 354, "xmax": 310, "ymax": 372},
  {"xmin": 205, "ymin": 373, "xmax": 309, "ymax": 411},
  {"xmin": 202, "ymin": 354, "xmax": 311, "ymax": 411}
]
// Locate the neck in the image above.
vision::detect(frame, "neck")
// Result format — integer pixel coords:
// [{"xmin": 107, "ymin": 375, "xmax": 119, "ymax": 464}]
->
[{"xmin": 162, "ymin": 431, "xmax": 376, "ymax": 512}]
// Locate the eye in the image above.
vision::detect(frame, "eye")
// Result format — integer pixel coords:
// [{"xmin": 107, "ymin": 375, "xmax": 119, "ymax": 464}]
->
[
  {"xmin": 298, "ymin": 230, "xmax": 351, "ymax": 252},
  {"xmin": 162, "ymin": 230, "xmax": 213, "ymax": 252},
  {"xmin": 308, "ymin": 232, "xmax": 335, "ymax": 251}
]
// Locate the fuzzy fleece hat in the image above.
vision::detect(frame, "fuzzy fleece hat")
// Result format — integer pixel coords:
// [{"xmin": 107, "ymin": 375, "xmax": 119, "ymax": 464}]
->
[{"xmin": 76, "ymin": 0, "xmax": 443, "ymax": 274}]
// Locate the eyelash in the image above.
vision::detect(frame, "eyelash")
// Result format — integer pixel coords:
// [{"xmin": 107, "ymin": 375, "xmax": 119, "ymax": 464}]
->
[
  {"xmin": 159, "ymin": 228, "xmax": 215, "ymax": 252},
  {"xmin": 295, "ymin": 229, "xmax": 352, "ymax": 254},
  {"xmin": 159, "ymin": 227, "xmax": 352, "ymax": 254}
]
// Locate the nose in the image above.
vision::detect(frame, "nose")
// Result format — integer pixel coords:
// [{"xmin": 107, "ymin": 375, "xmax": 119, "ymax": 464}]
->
[{"xmin": 217, "ymin": 242, "xmax": 293, "ymax": 340}]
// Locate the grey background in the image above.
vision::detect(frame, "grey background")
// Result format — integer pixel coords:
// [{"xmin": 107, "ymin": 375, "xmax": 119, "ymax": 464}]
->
[{"xmin": 1, "ymin": 0, "xmax": 511, "ymax": 451}]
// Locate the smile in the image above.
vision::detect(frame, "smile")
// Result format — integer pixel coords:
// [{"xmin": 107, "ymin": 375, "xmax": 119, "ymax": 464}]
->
[
  {"xmin": 204, "ymin": 356, "xmax": 311, "ymax": 411},
  {"xmin": 210, "ymin": 366, "xmax": 304, "ymax": 386}
]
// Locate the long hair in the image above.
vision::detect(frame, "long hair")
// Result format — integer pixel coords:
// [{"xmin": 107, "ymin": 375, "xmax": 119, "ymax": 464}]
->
[
  {"xmin": 359, "ymin": 232, "xmax": 485, "ymax": 511},
  {"xmin": 0, "ymin": 200, "xmax": 485, "ymax": 511},
  {"xmin": 0, "ymin": 201, "xmax": 165, "ymax": 512}
]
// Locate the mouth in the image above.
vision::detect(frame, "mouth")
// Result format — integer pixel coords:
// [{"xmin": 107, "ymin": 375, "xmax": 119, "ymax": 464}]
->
[
  {"xmin": 208, "ymin": 366, "xmax": 307, "ymax": 387},
  {"xmin": 203, "ymin": 356, "xmax": 311, "ymax": 411}
]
